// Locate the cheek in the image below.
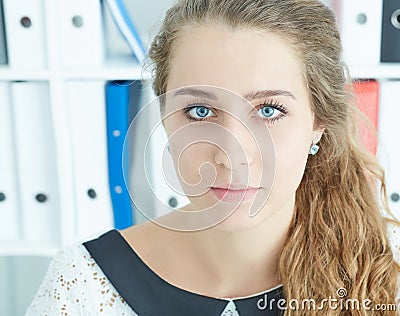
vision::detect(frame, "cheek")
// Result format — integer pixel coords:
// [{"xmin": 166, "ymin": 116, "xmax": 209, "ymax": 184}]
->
[
  {"xmin": 172, "ymin": 145, "xmax": 214, "ymax": 185},
  {"xmin": 270, "ymin": 121, "xmax": 314, "ymax": 197},
  {"xmin": 263, "ymin": 135, "xmax": 309, "ymax": 213},
  {"xmin": 275, "ymin": 135, "xmax": 310, "ymax": 184}
]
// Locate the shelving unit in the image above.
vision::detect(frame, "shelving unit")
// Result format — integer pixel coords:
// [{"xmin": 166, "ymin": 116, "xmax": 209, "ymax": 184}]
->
[
  {"xmin": 350, "ymin": 65, "xmax": 400, "ymax": 80},
  {"xmin": 0, "ymin": 75, "xmax": 152, "ymax": 258},
  {"xmin": 0, "ymin": 0, "xmax": 178, "ymax": 313},
  {"xmin": 0, "ymin": 0, "xmax": 161, "ymax": 260},
  {"xmin": 0, "ymin": 64, "xmax": 151, "ymax": 81}
]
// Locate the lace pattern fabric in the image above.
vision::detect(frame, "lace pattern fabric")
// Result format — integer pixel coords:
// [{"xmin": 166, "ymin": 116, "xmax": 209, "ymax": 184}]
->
[{"xmin": 25, "ymin": 244, "xmax": 136, "ymax": 316}]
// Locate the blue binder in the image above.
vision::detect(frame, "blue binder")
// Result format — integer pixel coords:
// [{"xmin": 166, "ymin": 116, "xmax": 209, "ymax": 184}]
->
[{"xmin": 106, "ymin": 80, "xmax": 142, "ymax": 229}]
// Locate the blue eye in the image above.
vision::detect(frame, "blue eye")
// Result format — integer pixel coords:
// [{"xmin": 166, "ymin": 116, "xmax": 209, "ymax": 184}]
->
[
  {"xmin": 259, "ymin": 106, "xmax": 276, "ymax": 118},
  {"xmin": 256, "ymin": 101, "xmax": 288, "ymax": 124},
  {"xmin": 184, "ymin": 105, "xmax": 216, "ymax": 121},
  {"xmin": 194, "ymin": 106, "xmax": 211, "ymax": 118}
]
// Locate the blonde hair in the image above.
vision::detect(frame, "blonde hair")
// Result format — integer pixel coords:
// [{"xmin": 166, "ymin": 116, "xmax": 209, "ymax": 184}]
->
[{"xmin": 144, "ymin": 0, "xmax": 400, "ymax": 314}]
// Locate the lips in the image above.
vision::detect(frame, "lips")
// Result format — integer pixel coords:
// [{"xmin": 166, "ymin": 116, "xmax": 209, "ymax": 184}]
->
[
  {"xmin": 210, "ymin": 185, "xmax": 260, "ymax": 202},
  {"xmin": 212, "ymin": 183, "xmax": 261, "ymax": 190}
]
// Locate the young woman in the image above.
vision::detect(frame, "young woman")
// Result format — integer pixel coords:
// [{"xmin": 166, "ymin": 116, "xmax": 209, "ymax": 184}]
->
[{"xmin": 26, "ymin": 0, "xmax": 400, "ymax": 315}]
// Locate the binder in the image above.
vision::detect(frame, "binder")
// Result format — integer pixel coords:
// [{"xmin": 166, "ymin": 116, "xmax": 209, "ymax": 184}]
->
[
  {"xmin": 104, "ymin": 0, "xmax": 147, "ymax": 64},
  {"xmin": 0, "ymin": 82, "xmax": 19, "ymax": 241},
  {"xmin": 11, "ymin": 81, "xmax": 59, "ymax": 243},
  {"xmin": 352, "ymin": 80, "xmax": 379, "ymax": 155},
  {"xmin": 2, "ymin": 0, "xmax": 46, "ymax": 68},
  {"xmin": 0, "ymin": 0, "xmax": 7, "ymax": 64},
  {"xmin": 338, "ymin": 0, "xmax": 382, "ymax": 66},
  {"xmin": 65, "ymin": 81, "xmax": 114, "ymax": 241},
  {"xmin": 102, "ymin": 0, "xmax": 131, "ymax": 58},
  {"xmin": 378, "ymin": 81, "xmax": 400, "ymax": 218},
  {"xmin": 58, "ymin": 0, "xmax": 104, "ymax": 68},
  {"xmin": 381, "ymin": 0, "xmax": 400, "ymax": 62},
  {"xmin": 105, "ymin": 81, "xmax": 143, "ymax": 229}
]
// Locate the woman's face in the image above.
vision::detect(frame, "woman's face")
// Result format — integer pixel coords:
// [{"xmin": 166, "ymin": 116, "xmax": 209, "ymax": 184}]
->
[{"xmin": 162, "ymin": 24, "xmax": 322, "ymax": 231}]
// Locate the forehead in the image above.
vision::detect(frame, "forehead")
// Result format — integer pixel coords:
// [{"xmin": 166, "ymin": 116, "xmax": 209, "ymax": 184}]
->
[{"xmin": 166, "ymin": 24, "xmax": 307, "ymax": 98}]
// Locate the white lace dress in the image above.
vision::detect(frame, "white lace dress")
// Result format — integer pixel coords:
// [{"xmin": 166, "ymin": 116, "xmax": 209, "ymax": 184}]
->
[
  {"xmin": 25, "ymin": 222, "xmax": 400, "ymax": 316},
  {"xmin": 25, "ymin": 243, "xmax": 137, "ymax": 316}
]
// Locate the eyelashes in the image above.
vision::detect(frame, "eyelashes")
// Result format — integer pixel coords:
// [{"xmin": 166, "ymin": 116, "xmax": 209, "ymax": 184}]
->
[{"xmin": 182, "ymin": 99, "xmax": 289, "ymax": 125}]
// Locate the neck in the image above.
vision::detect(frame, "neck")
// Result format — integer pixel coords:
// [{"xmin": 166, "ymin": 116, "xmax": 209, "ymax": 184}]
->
[{"xmin": 187, "ymin": 196, "xmax": 295, "ymax": 294}]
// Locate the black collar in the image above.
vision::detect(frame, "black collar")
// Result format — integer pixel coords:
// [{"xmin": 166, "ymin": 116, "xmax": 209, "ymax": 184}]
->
[{"xmin": 83, "ymin": 229, "xmax": 284, "ymax": 316}]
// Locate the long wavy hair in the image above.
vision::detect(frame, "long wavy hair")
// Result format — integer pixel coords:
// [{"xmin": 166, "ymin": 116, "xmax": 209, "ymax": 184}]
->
[{"xmin": 143, "ymin": 0, "xmax": 400, "ymax": 314}]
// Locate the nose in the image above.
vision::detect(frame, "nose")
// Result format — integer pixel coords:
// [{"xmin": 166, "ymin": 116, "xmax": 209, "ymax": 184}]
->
[{"xmin": 214, "ymin": 115, "xmax": 255, "ymax": 170}]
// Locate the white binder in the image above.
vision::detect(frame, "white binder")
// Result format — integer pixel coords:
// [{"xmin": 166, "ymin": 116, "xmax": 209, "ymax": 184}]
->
[
  {"xmin": 337, "ymin": 0, "xmax": 382, "ymax": 67},
  {"xmin": 11, "ymin": 82, "xmax": 59, "ymax": 243},
  {"xmin": 2, "ymin": 0, "xmax": 47, "ymax": 68},
  {"xmin": 65, "ymin": 81, "xmax": 114, "ymax": 241},
  {"xmin": 104, "ymin": 0, "xmax": 147, "ymax": 64},
  {"xmin": 58, "ymin": 0, "xmax": 105, "ymax": 68},
  {"xmin": 0, "ymin": 82, "xmax": 20, "ymax": 241},
  {"xmin": 378, "ymin": 81, "xmax": 400, "ymax": 219}
]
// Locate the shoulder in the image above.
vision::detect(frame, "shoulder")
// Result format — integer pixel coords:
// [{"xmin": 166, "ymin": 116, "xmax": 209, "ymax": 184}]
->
[{"xmin": 25, "ymin": 234, "xmax": 138, "ymax": 316}]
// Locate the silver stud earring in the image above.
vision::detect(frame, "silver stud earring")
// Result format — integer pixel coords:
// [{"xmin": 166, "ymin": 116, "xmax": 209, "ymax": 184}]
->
[{"xmin": 309, "ymin": 141, "xmax": 320, "ymax": 155}]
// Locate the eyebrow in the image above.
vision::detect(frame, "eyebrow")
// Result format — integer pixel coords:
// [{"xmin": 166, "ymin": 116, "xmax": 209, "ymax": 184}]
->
[{"xmin": 172, "ymin": 87, "xmax": 296, "ymax": 101}]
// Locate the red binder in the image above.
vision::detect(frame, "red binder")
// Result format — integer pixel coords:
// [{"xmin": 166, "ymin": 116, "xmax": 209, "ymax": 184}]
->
[{"xmin": 352, "ymin": 80, "xmax": 379, "ymax": 155}]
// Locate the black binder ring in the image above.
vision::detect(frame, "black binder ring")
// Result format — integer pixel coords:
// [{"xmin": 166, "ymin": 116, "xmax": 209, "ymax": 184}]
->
[{"xmin": 391, "ymin": 8, "xmax": 400, "ymax": 30}]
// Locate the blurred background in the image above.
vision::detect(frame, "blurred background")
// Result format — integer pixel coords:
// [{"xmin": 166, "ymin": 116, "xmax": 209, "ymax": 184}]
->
[{"xmin": 0, "ymin": 0, "xmax": 399, "ymax": 315}]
